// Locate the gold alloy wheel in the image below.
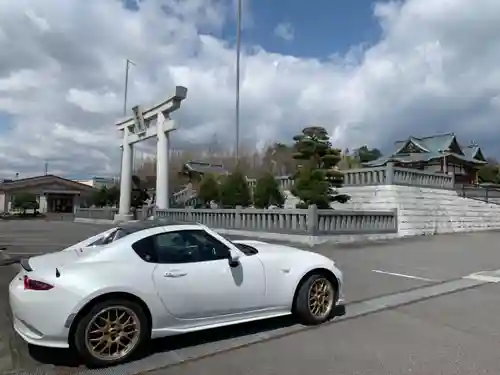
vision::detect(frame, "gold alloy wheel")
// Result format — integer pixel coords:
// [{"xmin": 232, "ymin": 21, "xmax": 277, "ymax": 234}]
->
[
  {"xmin": 84, "ymin": 306, "xmax": 141, "ymax": 361},
  {"xmin": 308, "ymin": 278, "xmax": 334, "ymax": 318}
]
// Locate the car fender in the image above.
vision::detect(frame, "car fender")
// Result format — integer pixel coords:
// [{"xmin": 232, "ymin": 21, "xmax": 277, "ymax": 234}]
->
[
  {"xmin": 64, "ymin": 262, "xmax": 167, "ymax": 329},
  {"xmin": 286, "ymin": 262, "xmax": 340, "ymax": 305}
]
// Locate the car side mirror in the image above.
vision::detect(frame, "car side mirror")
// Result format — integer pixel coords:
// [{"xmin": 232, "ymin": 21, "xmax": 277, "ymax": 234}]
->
[{"xmin": 228, "ymin": 250, "xmax": 240, "ymax": 268}]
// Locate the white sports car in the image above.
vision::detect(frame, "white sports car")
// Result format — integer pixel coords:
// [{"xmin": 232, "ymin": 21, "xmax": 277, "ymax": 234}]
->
[{"xmin": 9, "ymin": 220, "xmax": 345, "ymax": 367}]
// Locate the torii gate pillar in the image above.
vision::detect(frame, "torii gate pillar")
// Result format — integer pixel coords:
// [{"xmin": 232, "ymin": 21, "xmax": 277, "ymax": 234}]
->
[{"xmin": 114, "ymin": 86, "xmax": 188, "ymax": 223}]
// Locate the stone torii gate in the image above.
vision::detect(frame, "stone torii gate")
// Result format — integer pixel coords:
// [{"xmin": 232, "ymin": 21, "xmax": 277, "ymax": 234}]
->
[{"xmin": 114, "ymin": 86, "xmax": 188, "ymax": 222}]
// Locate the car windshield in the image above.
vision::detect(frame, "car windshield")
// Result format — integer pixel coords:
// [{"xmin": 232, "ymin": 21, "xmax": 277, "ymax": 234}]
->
[{"xmin": 87, "ymin": 228, "xmax": 129, "ymax": 247}]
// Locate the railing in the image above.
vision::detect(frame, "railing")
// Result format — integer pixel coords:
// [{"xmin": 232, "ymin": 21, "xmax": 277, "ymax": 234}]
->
[
  {"xmin": 343, "ymin": 167, "xmax": 387, "ymax": 186},
  {"xmin": 75, "ymin": 207, "xmax": 118, "ymax": 220},
  {"xmin": 155, "ymin": 205, "xmax": 397, "ymax": 235},
  {"xmin": 247, "ymin": 176, "xmax": 293, "ymax": 191},
  {"xmin": 170, "ymin": 183, "xmax": 196, "ymax": 206},
  {"xmin": 343, "ymin": 163, "xmax": 455, "ymax": 189},
  {"xmin": 456, "ymin": 184, "xmax": 500, "ymax": 205}
]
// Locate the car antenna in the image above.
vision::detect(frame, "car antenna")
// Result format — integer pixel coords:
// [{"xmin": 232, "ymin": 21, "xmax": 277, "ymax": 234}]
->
[{"xmin": 55, "ymin": 268, "xmax": 60, "ymax": 278}]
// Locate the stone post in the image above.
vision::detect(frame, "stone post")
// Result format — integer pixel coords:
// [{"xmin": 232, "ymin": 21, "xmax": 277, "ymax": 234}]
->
[
  {"xmin": 156, "ymin": 113, "xmax": 172, "ymax": 210},
  {"xmin": 235, "ymin": 205, "xmax": 242, "ymax": 229},
  {"xmin": 117, "ymin": 128, "xmax": 134, "ymax": 222},
  {"xmin": 386, "ymin": 162, "xmax": 394, "ymax": 185},
  {"xmin": 307, "ymin": 204, "xmax": 318, "ymax": 236}
]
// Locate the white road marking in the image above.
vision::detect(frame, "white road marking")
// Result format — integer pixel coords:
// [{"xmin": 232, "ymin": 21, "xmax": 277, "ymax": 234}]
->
[
  {"xmin": 372, "ymin": 269, "xmax": 437, "ymax": 282},
  {"xmin": 0, "ymin": 250, "xmax": 41, "ymax": 257},
  {"xmin": 463, "ymin": 273, "xmax": 500, "ymax": 283},
  {"xmin": 2, "ymin": 252, "xmax": 41, "ymax": 256}
]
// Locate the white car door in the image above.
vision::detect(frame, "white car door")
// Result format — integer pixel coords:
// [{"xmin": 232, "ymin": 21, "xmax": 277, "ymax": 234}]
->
[{"xmin": 150, "ymin": 229, "xmax": 266, "ymax": 320}]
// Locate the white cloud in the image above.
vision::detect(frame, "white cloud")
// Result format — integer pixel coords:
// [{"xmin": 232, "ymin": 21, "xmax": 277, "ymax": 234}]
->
[
  {"xmin": 1, "ymin": 0, "xmax": 500, "ymax": 179},
  {"xmin": 274, "ymin": 22, "xmax": 295, "ymax": 42}
]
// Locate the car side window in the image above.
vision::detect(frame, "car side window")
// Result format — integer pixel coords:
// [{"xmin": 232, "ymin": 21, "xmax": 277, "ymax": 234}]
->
[
  {"xmin": 179, "ymin": 230, "xmax": 231, "ymax": 262},
  {"xmin": 154, "ymin": 232, "xmax": 200, "ymax": 264},
  {"xmin": 132, "ymin": 230, "xmax": 231, "ymax": 264},
  {"xmin": 132, "ymin": 236, "xmax": 157, "ymax": 263}
]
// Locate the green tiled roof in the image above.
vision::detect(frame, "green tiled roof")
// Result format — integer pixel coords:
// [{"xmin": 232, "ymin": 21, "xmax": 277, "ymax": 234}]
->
[
  {"xmin": 365, "ymin": 152, "xmax": 485, "ymax": 167},
  {"xmin": 394, "ymin": 133, "xmax": 457, "ymax": 154},
  {"xmin": 364, "ymin": 133, "xmax": 486, "ymax": 167},
  {"xmin": 462, "ymin": 145, "xmax": 485, "ymax": 161}
]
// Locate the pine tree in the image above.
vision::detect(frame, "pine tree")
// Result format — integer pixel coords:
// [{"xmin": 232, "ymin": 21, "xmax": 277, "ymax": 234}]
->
[
  {"xmin": 291, "ymin": 126, "xmax": 350, "ymax": 208},
  {"xmin": 198, "ymin": 173, "xmax": 220, "ymax": 207},
  {"xmin": 253, "ymin": 172, "xmax": 285, "ymax": 208},
  {"xmin": 219, "ymin": 169, "xmax": 252, "ymax": 208}
]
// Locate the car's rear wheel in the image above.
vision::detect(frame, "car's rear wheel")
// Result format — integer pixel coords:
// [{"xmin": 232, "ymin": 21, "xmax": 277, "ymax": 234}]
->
[
  {"xmin": 293, "ymin": 273, "xmax": 337, "ymax": 325},
  {"xmin": 73, "ymin": 299, "xmax": 149, "ymax": 367}
]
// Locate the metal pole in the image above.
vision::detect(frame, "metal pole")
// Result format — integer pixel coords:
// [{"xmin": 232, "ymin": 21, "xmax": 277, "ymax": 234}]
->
[
  {"xmin": 120, "ymin": 59, "xmax": 135, "ymax": 189},
  {"xmin": 235, "ymin": 0, "xmax": 242, "ymax": 161},
  {"xmin": 123, "ymin": 59, "xmax": 136, "ymax": 116}
]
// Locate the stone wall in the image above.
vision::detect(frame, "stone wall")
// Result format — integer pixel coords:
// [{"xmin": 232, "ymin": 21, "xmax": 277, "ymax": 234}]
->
[{"xmin": 337, "ymin": 185, "xmax": 500, "ymax": 236}]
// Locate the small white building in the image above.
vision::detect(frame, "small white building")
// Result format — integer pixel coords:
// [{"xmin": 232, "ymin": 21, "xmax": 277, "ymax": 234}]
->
[
  {"xmin": 74, "ymin": 176, "xmax": 117, "ymax": 190},
  {"xmin": 0, "ymin": 175, "xmax": 96, "ymax": 214}
]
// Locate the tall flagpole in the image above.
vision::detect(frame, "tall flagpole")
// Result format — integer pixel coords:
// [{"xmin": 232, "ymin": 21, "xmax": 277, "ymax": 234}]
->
[
  {"xmin": 120, "ymin": 59, "xmax": 136, "ymax": 186},
  {"xmin": 123, "ymin": 59, "xmax": 136, "ymax": 116},
  {"xmin": 235, "ymin": 0, "xmax": 242, "ymax": 162}
]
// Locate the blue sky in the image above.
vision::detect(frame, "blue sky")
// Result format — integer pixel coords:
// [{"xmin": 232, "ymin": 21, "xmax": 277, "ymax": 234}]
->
[
  {"xmin": 237, "ymin": 0, "xmax": 382, "ymax": 57},
  {"xmin": 0, "ymin": 114, "xmax": 12, "ymax": 135},
  {"xmin": 123, "ymin": 0, "xmax": 383, "ymax": 57}
]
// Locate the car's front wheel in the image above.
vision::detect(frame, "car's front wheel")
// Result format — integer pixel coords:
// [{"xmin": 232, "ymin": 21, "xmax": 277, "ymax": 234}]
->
[
  {"xmin": 73, "ymin": 299, "xmax": 149, "ymax": 367},
  {"xmin": 293, "ymin": 273, "xmax": 337, "ymax": 325}
]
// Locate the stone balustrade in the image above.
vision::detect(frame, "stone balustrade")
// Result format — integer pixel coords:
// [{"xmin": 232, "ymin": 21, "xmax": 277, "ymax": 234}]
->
[
  {"xmin": 75, "ymin": 207, "xmax": 117, "ymax": 220},
  {"xmin": 155, "ymin": 205, "xmax": 397, "ymax": 235},
  {"xmin": 246, "ymin": 176, "xmax": 293, "ymax": 191},
  {"xmin": 343, "ymin": 164, "xmax": 455, "ymax": 189}
]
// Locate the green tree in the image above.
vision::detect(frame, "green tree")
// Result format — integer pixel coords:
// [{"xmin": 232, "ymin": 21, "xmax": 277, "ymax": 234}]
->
[
  {"xmin": 478, "ymin": 158, "xmax": 500, "ymax": 184},
  {"xmin": 291, "ymin": 126, "xmax": 350, "ymax": 209},
  {"xmin": 107, "ymin": 185, "xmax": 120, "ymax": 207},
  {"xmin": 198, "ymin": 173, "xmax": 220, "ymax": 207},
  {"xmin": 90, "ymin": 187, "xmax": 110, "ymax": 207},
  {"xmin": 12, "ymin": 192, "xmax": 39, "ymax": 215},
  {"xmin": 219, "ymin": 169, "xmax": 252, "ymax": 208},
  {"xmin": 253, "ymin": 172, "xmax": 285, "ymax": 208},
  {"xmin": 355, "ymin": 145, "xmax": 382, "ymax": 164}
]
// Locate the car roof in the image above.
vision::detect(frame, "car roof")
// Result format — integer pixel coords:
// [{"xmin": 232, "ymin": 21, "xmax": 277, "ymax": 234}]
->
[{"xmin": 117, "ymin": 219, "xmax": 200, "ymax": 235}]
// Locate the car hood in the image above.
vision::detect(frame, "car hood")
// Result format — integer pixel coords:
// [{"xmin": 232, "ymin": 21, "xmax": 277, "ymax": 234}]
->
[{"xmin": 233, "ymin": 239, "xmax": 323, "ymax": 258}]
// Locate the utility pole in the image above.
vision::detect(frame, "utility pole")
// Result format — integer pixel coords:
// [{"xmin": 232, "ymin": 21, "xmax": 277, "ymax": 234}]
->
[{"xmin": 235, "ymin": 0, "xmax": 242, "ymax": 161}]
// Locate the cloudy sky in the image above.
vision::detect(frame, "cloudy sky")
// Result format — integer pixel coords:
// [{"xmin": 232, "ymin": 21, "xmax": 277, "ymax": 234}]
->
[{"xmin": 1, "ymin": 0, "xmax": 500, "ymax": 179}]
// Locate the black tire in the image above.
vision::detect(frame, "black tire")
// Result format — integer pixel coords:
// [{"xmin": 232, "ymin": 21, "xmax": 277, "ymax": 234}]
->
[
  {"xmin": 293, "ymin": 273, "xmax": 337, "ymax": 325},
  {"xmin": 73, "ymin": 299, "xmax": 149, "ymax": 367}
]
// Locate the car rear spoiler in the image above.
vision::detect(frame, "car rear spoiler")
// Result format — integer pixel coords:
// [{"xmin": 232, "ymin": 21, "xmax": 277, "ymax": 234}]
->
[{"xmin": 20, "ymin": 258, "xmax": 32, "ymax": 272}]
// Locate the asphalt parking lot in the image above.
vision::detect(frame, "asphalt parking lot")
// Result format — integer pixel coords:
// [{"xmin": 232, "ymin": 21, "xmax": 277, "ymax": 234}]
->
[{"xmin": 2, "ymin": 221, "xmax": 500, "ymax": 374}]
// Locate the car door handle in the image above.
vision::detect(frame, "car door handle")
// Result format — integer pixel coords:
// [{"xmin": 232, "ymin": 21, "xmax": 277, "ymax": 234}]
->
[{"xmin": 164, "ymin": 271, "xmax": 187, "ymax": 278}]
